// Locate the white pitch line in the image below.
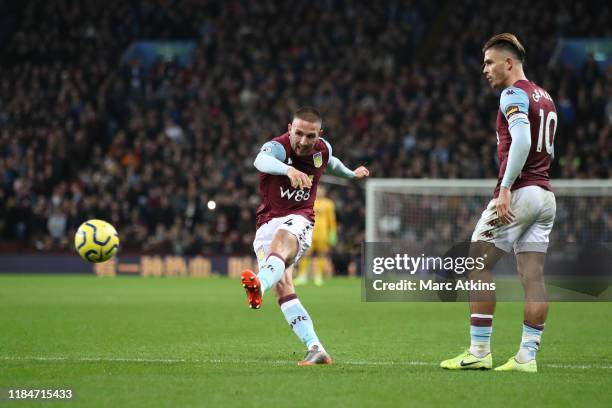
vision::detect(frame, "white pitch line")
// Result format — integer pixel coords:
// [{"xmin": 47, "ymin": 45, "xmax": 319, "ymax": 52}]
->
[
  {"xmin": 0, "ymin": 356, "xmax": 433, "ymax": 366},
  {"xmin": 1, "ymin": 356, "xmax": 610, "ymax": 370},
  {"xmin": 546, "ymin": 363, "xmax": 612, "ymax": 370}
]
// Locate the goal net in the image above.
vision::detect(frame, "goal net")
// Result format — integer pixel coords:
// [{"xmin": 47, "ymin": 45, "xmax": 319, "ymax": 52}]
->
[
  {"xmin": 365, "ymin": 179, "xmax": 612, "ymax": 244},
  {"xmin": 363, "ymin": 179, "xmax": 612, "ymax": 301}
]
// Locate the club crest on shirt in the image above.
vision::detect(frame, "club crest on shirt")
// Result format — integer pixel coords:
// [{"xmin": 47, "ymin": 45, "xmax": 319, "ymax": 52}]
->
[
  {"xmin": 313, "ymin": 152, "xmax": 323, "ymax": 168},
  {"xmin": 256, "ymin": 246, "xmax": 266, "ymax": 263}
]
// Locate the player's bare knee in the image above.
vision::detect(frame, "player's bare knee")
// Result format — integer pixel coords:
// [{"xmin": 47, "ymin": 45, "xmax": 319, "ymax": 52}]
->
[
  {"xmin": 468, "ymin": 267, "xmax": 492, "ymax": 282},
  {"xmin": 273, "ymin": 229, "xmax": 296, "ymax": 244},
  {"xmin": 518, "ymin": 265, "xmax": 544, "ymax": 282},
  {"xmin": 517, "ymin": 252, "xmax": 545, "ymax": 284},
  {"xmin": 469, "ymin": 241, "xmax": 505, "ymax": 270}
]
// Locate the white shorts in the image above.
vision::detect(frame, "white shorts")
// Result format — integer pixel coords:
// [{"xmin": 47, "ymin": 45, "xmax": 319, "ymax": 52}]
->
[
  {"xmin": 471, "ymin": 186, "xmax": 556, "ymax": 253},
  {"xmin": 253, "ymin": 214, "xmax": 314, "ymax": 269}
]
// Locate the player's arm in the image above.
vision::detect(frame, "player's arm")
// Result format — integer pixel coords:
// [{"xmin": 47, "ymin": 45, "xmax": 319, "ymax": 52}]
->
[
  {"xmin": 253, "ymin": 141, "xmax": 311, "ymax": 189},
  {"xmin": 497, "ymin": 87, "xmax": 531, "ymax": 223},
  {"xmin": 322, "ymin": 139, "xmax": 369, "ymax": 179},
  {"xmin": 500, "ymin": 87, "xmax": 531, "ymax": 189},
  {"xmin": 254, "ymin": 141, "xmax": 289, "ymax": 174}
]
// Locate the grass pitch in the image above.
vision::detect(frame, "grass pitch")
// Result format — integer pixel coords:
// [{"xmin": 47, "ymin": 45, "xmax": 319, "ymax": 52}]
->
[{"xmin": 1, "ymin": 275, "xmax": 610, "ymax": 407}]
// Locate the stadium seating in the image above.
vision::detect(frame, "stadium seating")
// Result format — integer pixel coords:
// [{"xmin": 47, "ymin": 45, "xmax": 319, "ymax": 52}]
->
[{"xmin": 0, "ymin": 0, "xmax": 609, "ymax": 266}]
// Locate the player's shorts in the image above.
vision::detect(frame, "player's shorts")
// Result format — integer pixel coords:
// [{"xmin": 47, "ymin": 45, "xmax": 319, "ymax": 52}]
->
[
  {"xmin": 471, "ymin": 186, "xmax": 556, "ymax": 253},
  {"xmin": 253, "ymin": 214, "xmax": 314, "ymax": 269}
]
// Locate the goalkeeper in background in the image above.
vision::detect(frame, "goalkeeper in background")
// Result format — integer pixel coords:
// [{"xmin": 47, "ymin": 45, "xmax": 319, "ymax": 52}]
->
[{"xmin": 296, "ymin": 185, "xmax": 337, "ymax": 286}]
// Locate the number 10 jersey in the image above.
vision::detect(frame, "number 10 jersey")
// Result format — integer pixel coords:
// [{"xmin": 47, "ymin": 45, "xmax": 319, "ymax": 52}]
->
[{"xmin": 494, "ymin": 79, "xmax": 558, "ymax": 198}]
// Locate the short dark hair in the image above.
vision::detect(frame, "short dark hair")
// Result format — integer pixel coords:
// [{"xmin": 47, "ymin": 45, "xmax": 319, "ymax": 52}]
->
[
  {"xmin": 293, "ymin": 106, "xmax": 322, "ymax": 124},
  {"xmin": 483, "ymin": 33, "xmax": 526, "ymax": 62}
]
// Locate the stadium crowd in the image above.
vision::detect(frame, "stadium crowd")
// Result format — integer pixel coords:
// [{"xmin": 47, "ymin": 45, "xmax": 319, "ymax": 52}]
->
[{"xmin": 0, "ymin": 0, "xmax": 610, "ymax": 268}]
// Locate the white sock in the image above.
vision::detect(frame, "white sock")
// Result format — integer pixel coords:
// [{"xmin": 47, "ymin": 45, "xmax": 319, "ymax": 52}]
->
[
  {"xmin": 516, "ymin": 322, "xmax": 544, "ymax": 363},
  {"xmin": 257, "ymin": 254, "xmax": 285, "ymax": 294},
  {"xmin": 469, "ymin": 314, "xmax": 493, "ymax": 358},
  {"xmin": 279, "ymin": 295, "xmax": 325, "ymax": 352}
]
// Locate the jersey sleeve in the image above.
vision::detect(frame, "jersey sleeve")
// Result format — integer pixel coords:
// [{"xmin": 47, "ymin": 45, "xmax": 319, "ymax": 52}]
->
[
  {"xmin": 321, "ymin": 138, "xmax": 332, "ymax": 157},
  {"xmin": 499, "ymin": 87, "xmax": 530, "ymax": 130},
  {"xmin": 499, "ymin": 87, "xmax": 532, "ymax": 189},
  {"xmin": 321, "ymin": 138, "xmax": 355, "ymax": 178},
  {"xmin": 259, "ymin": 141, "xmax": 286, "ymax": 161},
  {"xmin": 253, "ymin": 141, "xmax": 289, "ymax": 175}
]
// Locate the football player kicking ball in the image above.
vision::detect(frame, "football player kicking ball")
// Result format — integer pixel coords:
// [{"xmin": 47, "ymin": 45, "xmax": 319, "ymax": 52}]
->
[
  {"xmin": 241, "ymin": 107, "xmax": 369, "ymax": 365},
  {"xmin": 441, "ymin": 33, "xmax": 557, "ymax": 373}
]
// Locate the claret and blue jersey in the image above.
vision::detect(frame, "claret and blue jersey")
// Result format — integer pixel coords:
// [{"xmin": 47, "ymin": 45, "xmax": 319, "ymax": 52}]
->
[
  {"xmin": 494, "ymin": 80, "xmax": 557, "ymax": 198},
  {"xmin": 256, "ymin": 133, "xmax": 330, "ymax": 228},
  {"xmin": 254, "ymin": 133, "xmax": 356, "ymax": 229}
]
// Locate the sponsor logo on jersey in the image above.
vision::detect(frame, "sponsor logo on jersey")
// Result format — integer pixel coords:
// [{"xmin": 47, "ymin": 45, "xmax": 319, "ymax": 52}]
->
[
  {"xmin": 313, "ymin": 152, "xmax": 323, "ymax": 168},
  {"xmin": 505, "ymin": 89, "xmax": 515, "ymax": 95},
  {"xmin": 280, "ymin": 186, "xmax": 311, "ymax": 201}
]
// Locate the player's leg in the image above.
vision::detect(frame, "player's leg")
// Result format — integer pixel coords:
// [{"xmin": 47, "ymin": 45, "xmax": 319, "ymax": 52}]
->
[
  {"xmin": 309, "ymin": 236, "xmax": 329, "ymax": 286},
  {"xmin": 242, "ymin": 223, "xmax": 271, "ymax": 309},
  {"xmin": 313, "ymin": 248, "xmax": 327, "ymax": 286},
  {"xmin": 496, "ymin": 189, "xmax": 555, "ymax": 372},
  {"xmin": 295, "ymin": 248, "xmax": 312, "ymax": 286},
  {"xmin": 347, "ymin": 260, "xmax": 357, "ymax": 278},
  {"xmin": 440, "ymin": 241, "xmax": 505, "ymax": 370},
  {"xmin": 241, "ymin": 229, "xmax": 296, "ymax": 308},
  {"xmin": 520, "ymin": 252, "xmax": 548, "ymax": 357},
  {"xmin": 274, "ymin": 265, "xmax": 331, "ymax": 365},
  {"xmin": 257, "ymin": 228, "xmax": 298, "ymax": 292},
  {"xmin": 495, "ymin": 252, "xmax": 547, "ymax": 373},
  {"xmin": 242, "ymin": 217, "xmax": 300, "ymax": 309},
  {"xmin": 518, "ymin": 252, "xmax": 549, "ymax": 327},
  {"xmin": 442, "ymin": 195, "xmax": 523, "ymax": 370},
  {"xmin": 468, "ymin": 241, "xmax": 506, "ymax": 357},
  {"xmin": 273, "ymin": 220, "xmax": 331, "ymax": 365},
  {"xmin": 323, "ymin": 250, "xmax": 334, "ymax": 279},
  {"xmin": 243, "ymin": 215, "xmax": 315, "ymax": 308}
]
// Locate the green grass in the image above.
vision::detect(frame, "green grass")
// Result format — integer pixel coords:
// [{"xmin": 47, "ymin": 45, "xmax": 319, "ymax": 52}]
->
[{"xmin": 0, "ymin": 276, "xmax": 611, "ymax": 407}]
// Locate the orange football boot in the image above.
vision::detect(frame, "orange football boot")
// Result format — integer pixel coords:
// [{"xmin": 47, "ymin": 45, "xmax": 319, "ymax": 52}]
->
[{"xmin": 241, "ymin": 269, "xmax": 262, "ymax": 309}]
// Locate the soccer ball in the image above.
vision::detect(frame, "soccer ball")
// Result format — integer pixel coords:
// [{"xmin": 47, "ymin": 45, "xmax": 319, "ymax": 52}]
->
[{"xmin": 74, "ymin": 219, "xmax": 120, "ymax": 263}]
